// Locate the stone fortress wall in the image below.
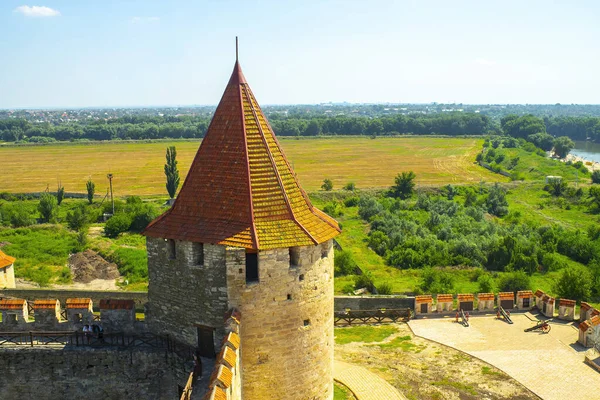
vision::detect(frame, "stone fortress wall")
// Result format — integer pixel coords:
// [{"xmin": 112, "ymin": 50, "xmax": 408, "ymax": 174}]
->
[
  {"xmin": 146, "ymin": 237, "xmax": 335, "ymax": 400},
  {"xmin": 0, "ymin": 347, "xmax": 183, "ymax": 400},
  {"xmin": 146, "ymin": 238, "xmax": 231, "ymax": 349},
  {"xmin": 225, "ymin": 241, "xmax": 335, "ymax": 400},
  {"xmin": 0, "ymin": 288, "xmax": 148, "ymax": 310}
]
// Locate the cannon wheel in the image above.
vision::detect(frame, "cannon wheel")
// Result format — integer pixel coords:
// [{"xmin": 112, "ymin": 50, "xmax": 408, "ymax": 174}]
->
[{"xmin": 542, "ymin": 324, "xmax": 551, "ymax": 333}]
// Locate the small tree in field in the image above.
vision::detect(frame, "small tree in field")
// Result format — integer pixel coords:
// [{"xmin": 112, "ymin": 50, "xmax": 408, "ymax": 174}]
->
[
  {"xmin": 391, "ymin": 171, "xmax": 416, "ymax": 199},
  {"xmin": 38, "ymin": 192, "xmax": 58, "ymax": 223},
  {"xmin": 56, "ymin": 182, "xmax": 65, "ymax": 205},
  {"xmin": 321, "ymin": 179, "xmax": 333, "ymax": 191},
  {"xmin": 164, "ymin": 146, "xmax": 180, "ymax": 199},
  {"xmin": 86, "ymin": 178, "xmax": 95, "ymax": 204},
  {"xmin": 546, "ymin": 177, "xmax": 568, "ymax": 197},
  {"xmin": 592, "ymin": 170, "xmax": 600, "ymax": 184}
]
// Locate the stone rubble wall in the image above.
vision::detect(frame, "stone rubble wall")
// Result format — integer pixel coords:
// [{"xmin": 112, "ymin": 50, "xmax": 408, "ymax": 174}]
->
[
  {"xmin": 146, "ymin": 238, "xmax": 229, "ymax": 349},
  {"xmin": 0, "ymin": 347, "xmax": 186, "ymax": 400}
]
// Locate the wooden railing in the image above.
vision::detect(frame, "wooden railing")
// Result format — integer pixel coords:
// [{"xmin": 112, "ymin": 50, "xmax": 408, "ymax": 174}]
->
[
  {"xmin": 334, "ymin": 308, "xmax": 412, "ymax": 325},
  {"xmin": 179, "ymin": 371, "xmax": 194, "ymax": 400}
]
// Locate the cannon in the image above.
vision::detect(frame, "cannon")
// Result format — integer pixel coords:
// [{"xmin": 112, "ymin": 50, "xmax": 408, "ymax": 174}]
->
[
  {"xmin": 497, "ymin": 305, "xmax": 513, "ymax": 324},
  {"xmin": 524, "ymin": 320, "xmax": 551, "ymax": 333}
]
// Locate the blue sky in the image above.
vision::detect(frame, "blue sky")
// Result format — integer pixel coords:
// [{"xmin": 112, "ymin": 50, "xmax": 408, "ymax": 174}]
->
[{"xmin": 1, "ymin": 0, "xmax": 599, "ymax": 108}]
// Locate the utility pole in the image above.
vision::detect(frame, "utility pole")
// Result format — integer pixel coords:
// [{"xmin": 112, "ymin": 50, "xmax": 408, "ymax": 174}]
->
[{"xmin": 107, "ymin": 173, "xmax": 114, "ymax": 215}]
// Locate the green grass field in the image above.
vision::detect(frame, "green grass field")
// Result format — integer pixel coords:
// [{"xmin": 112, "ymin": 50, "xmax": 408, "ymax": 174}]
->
[{"xmin": 0, "ymin": 137, "xmax": 502, "ymax": 195}]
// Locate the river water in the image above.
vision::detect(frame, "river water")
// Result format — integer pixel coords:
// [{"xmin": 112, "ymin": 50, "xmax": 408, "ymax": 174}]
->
[{"xmin": 572, "ymin": 141, "xmax": 600, "ymax": 163}]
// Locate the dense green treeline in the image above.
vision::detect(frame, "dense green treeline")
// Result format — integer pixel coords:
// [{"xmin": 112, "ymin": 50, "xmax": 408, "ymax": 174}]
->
[{"xmin": 1, "ymin": 111, "xmax": 599, "ymax": 143}]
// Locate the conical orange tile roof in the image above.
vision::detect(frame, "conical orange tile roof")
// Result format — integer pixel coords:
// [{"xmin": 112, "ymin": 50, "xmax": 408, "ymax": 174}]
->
[
  {"xmin": 144, "ymin": 61, "xmax": 340, "ymax": 250},
  {"xmin": 0, "ymin": 250, "xmax": 15, "ymax": 269}
]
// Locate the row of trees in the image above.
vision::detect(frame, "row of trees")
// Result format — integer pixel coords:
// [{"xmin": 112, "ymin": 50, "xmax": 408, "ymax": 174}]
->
[
  {"xmin": 501, "ymin": 114, "xmax": 600, "ymax": 144},
  {"xmin": 2, "ymin": 112, "xmax": 600, "ymax": 142}
]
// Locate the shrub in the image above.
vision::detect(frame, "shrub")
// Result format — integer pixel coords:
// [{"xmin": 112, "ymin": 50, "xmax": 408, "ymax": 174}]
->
[
  {"xmin": 344, "ymin": 196, "xmax": 359, "ymax": 207},
  {"xmin": 419, "ymin": 268, "xmax": 455, "ymax": 294},
  {"xmin": 485, "ymin": 183, "xmax": 508, "ymax": 217},
  {"xmin": 343, "ymin": 182, "xmax": 356, "ymax": 191},
  {"xmin": 354, "ymin": 271, "xmax": 375, "ymax": 293},
  {"xmin": 376, "ymin": 282, "xmax": 393, "ymax": 295},
  {"xmin": 323, "ymin": 202, "xmax": 344, "ymax": 218},
  {"xmin": 554, "ymin": 265, "xmax": 592, "ymax": 301},
  {"xmin": 104, "ymin": 214, "xmax": 132, "ymax": 238},
  {"xmin": 390, "ymin": 171, "xmax": 416, "ymax": 199},
  {"xmin": 497, "ymin": 270, "xmax": 531, "ymax": 292},
  {"xmin": 66, "ymin": 204, "xmax": 89, "ymax": 231},
  {"xmin": 334, "ymin": 250, "xmax": 358, "ymax": 276},
  {"xmin": 341, "ymin": 283, "xmax": 355, "ymax": 295},
  {"xmin": 541, "ymin": 252, "xmax": 567, "ymax": 272},
  {"xmin": 321, "ymin": 179, "xmax": 333, "ymax": 191},
  {"xmin": 592, "ymin": 170, "xmax": 600, "ymax": 184},
  {"xmin": 2, "ymin": 202, "xmax": 34, "ymax": 227},
  {"xmin": 38, "ymin": 192, "xmax": 58, "ymax": 223},
  {"xmin": 477, "ymin": 272, "xmax": 495, "ymax": 293}
]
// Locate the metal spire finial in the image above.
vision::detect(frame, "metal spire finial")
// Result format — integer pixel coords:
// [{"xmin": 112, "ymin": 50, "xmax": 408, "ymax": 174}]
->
[{"xmin": 236, "ymin": 36, "xmax": 239, "ymax": 62}]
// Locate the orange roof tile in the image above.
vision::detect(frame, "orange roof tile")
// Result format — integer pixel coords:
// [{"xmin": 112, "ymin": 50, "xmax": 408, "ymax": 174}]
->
[
  {"xmin": 225, "ymin": 331, "xmax": 240, "ymax": 350},
  {"xmin": 517, "ymin": 290, "xmax": 533, "ymax": 298},
  {"xmin": 99, "ymin": 299, "xmax": 134, "ymax": 310},
  {"xmin": 437, "ymin": 294, "xmax": 453, "ymax": 302},
  {"xmin": 591, "ymin": 315, "xmax": 600, "ymax": 326},
  {"xmin": 457, "ymin": 294, "xmax": 474, "ymax": 302},
  {"xmin": 592, "ymin": 309, "xmax": 600, "ymax": 317},
  {"xmin": 0, "ymin": 250, "xmax": 16, "ymax": 269},
  {"xmin": 415, "ymin": 295, "xmax": 432, "ymax": 303},
  {"xmin": 498, "ymin": 292, "xmax": 514, "ymax": 299},
  {"xmin": 143, "ymin": 61, "xmax": 340, "ymax": 250},
  {"xmin": 218, "ymin": 345, "xmax": 237, "ymax": 369},
  {"xmin": 33, "ymin": 299, "xmax": 59, "ymax": 310},
  {"xmin": 209, "ymin": 364, "xmax": 233, "ymax": 389},
  {"xmin": 478, "ymin": 293, "xmax": 495, "ymax": 301},
  {"xmin": 224, "ymin": 308, "xmax": 241, "ymax": 324},
  {"xmin": 559, "ymin": 299, "xmax": 576, "ymax": 307},
  {"xmin": 66, "ymin": 298, "xmax": 92, "ymax": 309},
  {"xmin": 542, "ymin": 295, "xmax": 554, "ymax": 304},
  {"xmin": 0, "ymin": 298, "xmax": 26, "ymax": 310},
  {"xmin": 202, "ymin": 386, "xmax": 227, "ymax": 400},
  {"xmin": 581, "ymin": 320, "xmax": 591, "ymax": 331},
  {"xmin": 534, "ymin": 290, "xmax": 545, "ymax": 297},
  {"xmin": 581, "ymin": 302, "xmax": 592, "ymax": 311}
]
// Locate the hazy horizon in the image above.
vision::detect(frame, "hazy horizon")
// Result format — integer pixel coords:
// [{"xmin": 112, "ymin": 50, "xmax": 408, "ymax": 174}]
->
[{"xmin": 2, "ymin": 0, "xmax": 600, "ymax": 108}]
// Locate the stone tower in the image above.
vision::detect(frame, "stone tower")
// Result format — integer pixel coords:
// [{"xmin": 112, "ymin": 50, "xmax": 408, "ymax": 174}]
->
[{"xmin": 143, "ymin": 58, "xmax": 340, "ymax": 400}]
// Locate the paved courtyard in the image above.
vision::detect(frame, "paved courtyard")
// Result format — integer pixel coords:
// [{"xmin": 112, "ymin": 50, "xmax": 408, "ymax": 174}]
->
[{"xmin": 409, "ymin": 312, "xmax": 600, "ymax": 400}]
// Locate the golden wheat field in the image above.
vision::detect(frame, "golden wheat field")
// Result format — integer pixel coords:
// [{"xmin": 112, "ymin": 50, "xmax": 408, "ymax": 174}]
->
[{"xmin": 0, "ymin": 137, "xmax": 503, "ymax": 196}]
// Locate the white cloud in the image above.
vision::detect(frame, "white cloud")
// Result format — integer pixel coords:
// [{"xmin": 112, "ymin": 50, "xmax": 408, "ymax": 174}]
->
[
  {"xmin": 474, "ymin": 58, "xmax": 496, "ymax": 66},
  {"xmin": 14, "ymin": 5, "xmax": 61, "ymax": 17},
  {"xmin": 131, "ymin": 16, "xmax": 160, "ymax": 24}
]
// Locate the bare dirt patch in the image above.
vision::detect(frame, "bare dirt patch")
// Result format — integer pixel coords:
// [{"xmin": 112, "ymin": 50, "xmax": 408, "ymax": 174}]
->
[
  {"xmin": 335, "ymin": 323, "xmax": 539, "ymax": 400},
  {"xmin": 69, "ymin": 249, "xmax": 120, "ymax": 283}
]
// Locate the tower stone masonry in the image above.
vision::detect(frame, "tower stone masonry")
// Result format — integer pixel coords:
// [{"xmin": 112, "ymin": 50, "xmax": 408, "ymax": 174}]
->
[{"xmin": 143, "ymin": 57, "xmax": 340, "ymax": 400}]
